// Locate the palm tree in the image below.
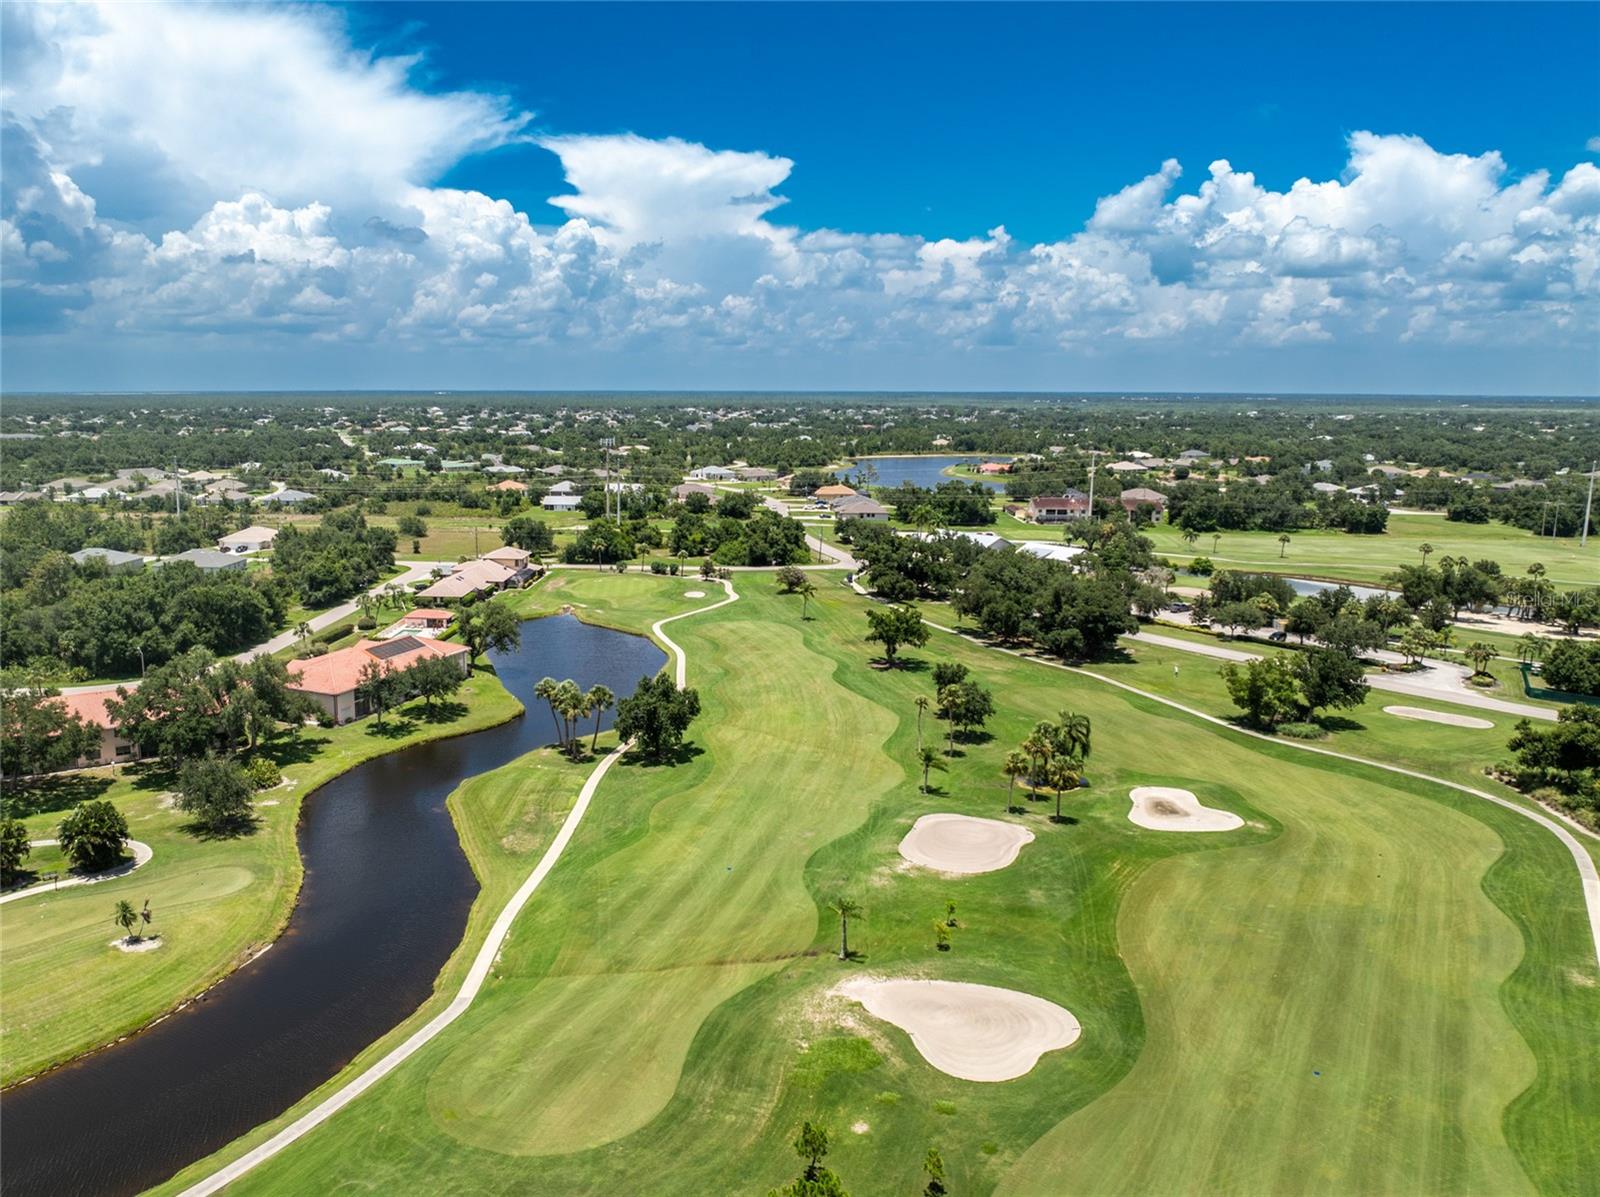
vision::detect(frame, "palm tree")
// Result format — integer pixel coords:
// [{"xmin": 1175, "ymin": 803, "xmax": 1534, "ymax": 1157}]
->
[
  {"xmin": 1516, "ymin": 633, "xmax": 1539, "ymax": 666},
  {"xmin": 114, "ymin": 899, "xmax": 140, "ymax": 943},
  {"xmin": 918, "ymin": 745, "xmax": 946, "ymax": 793},
  {"xmin": 798, "ymin": 579, "xmax": 817, "ymax": 620},
  {"xmin": 1211, "ymin": 533, "xmax": 1221, "ymax": 555},
  {"xmin": 1278, "ymin": 533, "xmax": 1291, "ymax": 558},
  {"xmin": 1056, "ymin": 711, "xmax": 1092, "ymax": 763},
  {"xmin": 829, "ymin": 897, "xmax": 862, "ymax": 960},
  {"xmin": 295, "ymin": 621, "xmax": 314, "ymax": 651},
  {"xmin": 1002, "ymin": 751, "xmax": 1030, "ymax": 814},
  {"xmin": 914, "ymin": 696, "xmax": 931, "ymax": 753},
  {"xmin": 139, "ymin": 899, "xmax": 154, "ymax": 940},
  {"xmin": 1021, "ymin": 721, "xmax": 1056, "ymax": 797},
  {"xmin": 556, "ymin": 680, "xmax": 586, "ymax": 756},
  {"xmin": 1527, "ymin": 562, "xmax": 1546, "ymax": 580},
  {"xmin": 1046, "ymin": 755, "xmax": 1083, "ymax": 823},
  {"xmin": 1182, "ymin": 528, "xmax": 1199, "ymax": 550},
  {"xmin": 1465, "ymin": 641, "xmax": 1495, "ymax": 678},
  {"xmin": 1418, "ymin": 542, "xmax": 1435, "ymax": 567},
  {"xmin": 533, "ymin": 677, "xmax": 565, "ymax": 747},
  {"xmin": 585, "ymin": 684, "xmax": 615, "ymax": 752}
]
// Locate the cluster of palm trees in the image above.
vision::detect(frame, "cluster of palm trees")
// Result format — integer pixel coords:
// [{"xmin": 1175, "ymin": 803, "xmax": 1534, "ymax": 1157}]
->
[
  {"xmin": 532, "ymin": 677, "xmax": 615, "ymax": 759},
  {"xmin": 1001, "ymin": 712, "xmax": 1092, "ymax": 822}
]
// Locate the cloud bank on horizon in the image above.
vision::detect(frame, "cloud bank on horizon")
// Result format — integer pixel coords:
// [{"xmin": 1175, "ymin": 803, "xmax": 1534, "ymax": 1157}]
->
[{"xmin": 2, "ymin": 2, "xmax": 1597, "ymax": 392}]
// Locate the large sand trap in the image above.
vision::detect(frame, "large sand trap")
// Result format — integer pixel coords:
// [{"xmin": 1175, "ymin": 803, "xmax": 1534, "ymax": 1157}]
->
[
  {"xmin": 683, "ymin": 590, "xmax": 706, "ymax": 598},
  {"xmin": 1127, "ymin": 786, "xmax": 1243, "ymax": 833},
  {"xmin": 836, "ymin": 978, "xmax": 1080, "ymax": 1081},
  {"xmin": 898, "ymin": 813, "xmax": 1034, "ymax": 875},
  {"xmin": 1383, "ymin": 705, "xmax": 1494, "ymax": 730}
]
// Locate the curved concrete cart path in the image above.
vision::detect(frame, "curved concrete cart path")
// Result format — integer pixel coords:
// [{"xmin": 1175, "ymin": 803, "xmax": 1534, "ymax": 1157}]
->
[
  {"xmin": 899, "ymin": 813, "xmax": 1035, "ymax": 874},
  {"xmin": 837, "ymin": 977, "xmax": 1081, "ymax": 1081},
  {"xmin": 0, "ymin": 839, "xmax": 153, "ymax": 906},
  {"xmin": 174, "ymin": 578, "xmax": 740, "ymax": 1197},
  {"xmin": 1384, "ymin": 705, "xmax": 1495, "ymax": 730},
  {"xmin": 912, "ymin": 616, "xmax": 1600, "ymax": 968},
  {"xmin": 1127, "ymin": 787, "xmax": 1244, "ymax": 833}
]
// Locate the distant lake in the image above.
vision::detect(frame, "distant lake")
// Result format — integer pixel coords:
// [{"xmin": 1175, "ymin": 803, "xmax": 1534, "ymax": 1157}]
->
[{"xmin": 845, "ymin": 455, "xmax": 1013, "ymax": 492}]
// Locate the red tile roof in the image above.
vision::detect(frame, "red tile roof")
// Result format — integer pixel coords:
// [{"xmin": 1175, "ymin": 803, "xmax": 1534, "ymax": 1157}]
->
[
  {"xmin": 60, "ymin": 687, "xmax": 122, "ymax": 729},
  {"xmin": 288, "ymin": 638, "xmax": 470, "ymax": 696}
]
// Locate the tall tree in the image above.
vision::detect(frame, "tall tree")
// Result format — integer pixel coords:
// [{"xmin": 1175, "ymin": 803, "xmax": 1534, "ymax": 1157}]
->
[
  {"xmin": 865, "ymin": 604, "xmax": 928, "ymax": 667},
  {"xmin": 828, "ymin": 900, "xmax": 861, "ymax": 961},
  {"xmin": 614, "ymin": 673, "xmax": 702, "ymax": 761},
  {"xmin": 585, "ymin": 684, "xmax": 616, "ymax": 752},
  {"xmin": 176, "ymin": 756, "xmax": 255, "ymax": 831},
  {"xmin": 461, "ymin": 599, "xmax": 521, "ymax": 660},
  {"xmin": 1002, "ymin": 750, "xmax": 1030, "ymax": 813}
]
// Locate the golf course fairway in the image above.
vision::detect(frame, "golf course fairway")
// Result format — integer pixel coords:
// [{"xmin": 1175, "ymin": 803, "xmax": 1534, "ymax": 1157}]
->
[{"xmin": 159, "ymin": 572, "xmax": 1599, "ymax": 1197}]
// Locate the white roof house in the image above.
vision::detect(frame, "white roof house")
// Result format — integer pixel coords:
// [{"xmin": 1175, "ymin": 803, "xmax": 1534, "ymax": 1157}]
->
[
  {"xmin": 217, "ymin": 525, "xmax": 279, "ymax": 554},
  {"xmin": 690, "ymin": 465, "xmax": 736, "ymax": 481},
  {"xmin": 1016, "ymin": 541, "xmax": 1086, "ymax": 565},
  {"xmin": 541, "ymin": 493, "xmax": 583, "ymax": 511}
]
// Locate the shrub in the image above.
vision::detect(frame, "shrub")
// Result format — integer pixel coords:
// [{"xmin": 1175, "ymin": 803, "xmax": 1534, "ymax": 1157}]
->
[
  {"xmin": 1277, "ymin": 721, "xmax": 1327, "ymax": 740},
  {"xmin": 1189, "ymin": 556, "xmax": 1215, "ymax": 576},
  {"xmin": 58, "ymin": 800, "xmax": 129, "ymax": 872},
  {"xmin": 1, "ymin": 817, "xmax": 31, "ymax": 886},
  {"xmin": 245, "ymin": 756, "xmax": 283, "ymax": 790},
  {"xmin": 1542, "ymin": 640, "xmax": 1600, "ymax": 696},
  {"xmin": 317, "ymin": 622, "xmax": 355, "ymax": 644}
]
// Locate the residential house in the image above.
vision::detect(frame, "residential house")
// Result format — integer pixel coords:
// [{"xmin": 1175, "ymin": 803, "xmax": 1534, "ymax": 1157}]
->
[
  {"xmin": 481, "ymin": 546, "xmax": 534, "ymax": 569},
  {"xmin": 813, "ymin": 484, "xmax": 858, "ymax": 501},
  {"xmin": 834, "ymin": 496, "xmax": 889, "ymax": 521},
  {"xmin": 673, "ymin": 483, "xmax": 717, "ymax": 504},
  {"xmin": 258, "ymin": 488, "xmax": 315, "ymax": 505},
  {"xmin": 547, "ymin": 480, "xmax": 577, "ymax": 494},
  {"xmin": 288, "ymin": 637, "xmax": 472, "ymax": 724},
  {"xmin": 217, "ymin": 525, "xmax": 278, "ymax": 554},
  {"xmin": 69, "ymin": 547, "xmax": 146, "ymax": 573},
  {"xmin": 735, "ymin": 467, "xmax": 777, "ymax": 482},
  {"xmin": 1028, "ymin": 492, "xmax": 1091, "ymax": 523},
  {"xmin": 166, "ymin": 548, "xmax": 249, "ymax": 573},
  {"xmin": 1016, "ymin": 541, "xmax": 1086, "ymax": 565},
  {"xmin": 541, "ymin": 493, "xmax": 583, "ymax": 511},
  {"xmin": 485, "ymin": 464, "xmax": 527, "ymax": 476},
  {"xmin": 487, "ymin": 479, "xmax": 528, "ymax": 493},
  {"xmin": 0, "ymin": 490, "xmax": 45, "ymax": 505},
  {"xmin": 1106, "ymin": 460, "xmax": 1148, "ymax": 475},
  {"xmin": 60, "ymin": 688, "xmax": 139, "ymax": 767},
  {"xmin": 690, "ymin": 465, "xmax": 736, "ymax": 481},
  {"xmin": 977, "ymin": 461, "xmax": 1011, "ymax": 476},
  {"xmin": 1119, "ymin": 487, "xmax": 1168, "ymax": 516}
]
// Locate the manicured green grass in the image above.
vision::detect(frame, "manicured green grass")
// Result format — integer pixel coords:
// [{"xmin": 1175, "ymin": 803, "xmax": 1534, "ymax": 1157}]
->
[
  {"xmin": 0, "ymin": 669, "xmax": 522, "ymax": 1085},
  {"xmin": 999, "ymin": 511, "xmax": 1595, "ymax": 589},
  {"xmin": 160, "ymin": 574, "xmax": 1595, "ymax": 1196}
]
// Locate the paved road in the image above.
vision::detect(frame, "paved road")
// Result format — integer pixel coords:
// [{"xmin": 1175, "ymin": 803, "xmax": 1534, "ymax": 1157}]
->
[
  {"xmin": 1144, "ymin": 619, "xmax": 1557, "ymax": 722},
  {"xmin": 242, "ymin": 561, "xmax": 449, "ymax": 659}
]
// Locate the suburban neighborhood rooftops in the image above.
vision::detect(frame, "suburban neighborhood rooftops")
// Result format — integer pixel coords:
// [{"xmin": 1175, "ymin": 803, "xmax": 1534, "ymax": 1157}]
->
[
  {"xmin": 60, "ymin": 687, "xmax": 123, "ymax": 729},
  {"xmin": 813, "ymin": 484, "xmax": 858, "ymax": 498}
]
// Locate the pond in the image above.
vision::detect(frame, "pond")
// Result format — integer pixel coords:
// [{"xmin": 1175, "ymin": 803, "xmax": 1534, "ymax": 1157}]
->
[
  {"xmin": 1, "ymin": 614, "xmax": 666, "ymax": 1197},
  {"xmin": 844, "ymin": 454, "xmax": 1013, "ymax": 492}
]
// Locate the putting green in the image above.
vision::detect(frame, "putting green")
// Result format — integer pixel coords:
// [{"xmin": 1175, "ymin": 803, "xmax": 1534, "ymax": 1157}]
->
[{"xmin": 168, "ymin": 574, "xmax": 1596, "ymax": 1197}]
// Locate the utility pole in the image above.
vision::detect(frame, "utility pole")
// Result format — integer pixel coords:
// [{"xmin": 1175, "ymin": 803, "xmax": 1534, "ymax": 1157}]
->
[
  {"xmin": 1581, "ymin": 461, "xmax": 1595, "ymax": 549},
  {"xmin": 600, "ymin": 436, "xmax": 616, "ymax": 520},
  {"xmin": 1085, "ymin": 448, "xmax": 1099, "ymax": 518}
]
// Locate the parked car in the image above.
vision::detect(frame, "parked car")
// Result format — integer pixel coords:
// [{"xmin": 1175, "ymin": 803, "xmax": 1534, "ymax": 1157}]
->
[
  {"xmin": 1268, "ymin": 630, "xmax": 1288, "ymax": 642},
  {"xmin": 1168, "ymin": 601, "xmax": 1191, "ymax": 613}
]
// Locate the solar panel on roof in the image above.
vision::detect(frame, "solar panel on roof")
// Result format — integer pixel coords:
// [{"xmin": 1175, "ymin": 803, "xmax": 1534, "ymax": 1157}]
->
[{"xmin": 370, "ymin": 637, "xmax": 422, "ymax": 660}]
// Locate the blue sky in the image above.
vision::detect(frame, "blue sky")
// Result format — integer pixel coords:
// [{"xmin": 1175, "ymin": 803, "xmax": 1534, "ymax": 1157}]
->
[{"xmin": 3, "ymin": 1, "xmax": 1597, "ymax": 394}]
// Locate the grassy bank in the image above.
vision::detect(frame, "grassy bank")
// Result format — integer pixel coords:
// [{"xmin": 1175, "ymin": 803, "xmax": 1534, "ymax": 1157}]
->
[{"xmin": 0, "ymin": 668, "xmax": 523, "ymax": 1086}]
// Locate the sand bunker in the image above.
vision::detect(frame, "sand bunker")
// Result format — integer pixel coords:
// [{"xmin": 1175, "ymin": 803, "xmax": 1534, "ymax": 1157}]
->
[
  {"xmin": 684, "ymin": 590, "xmax": 706, "ymax": 598},
  {"xmin": 1383, "ymin": 705, "xmax": 1494, "ymax": 729},
  {"xmin": 1127, "ymin": 787, "xmax": 1243, "ymax": 833},
  {"xmin": 836, "ymin": 978, "xmax": 1080, "ymax": 1081},
  {"xmin": 898, "ymin": 814, "xmax": 1034, "ymax": 875}
]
